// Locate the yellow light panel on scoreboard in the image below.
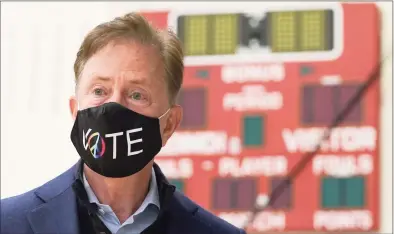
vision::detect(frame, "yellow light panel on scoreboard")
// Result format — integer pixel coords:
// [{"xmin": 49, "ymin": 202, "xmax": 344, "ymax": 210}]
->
[
  {"xmin": 213, "ymin": 14, "xmax": 238, "ymax": 54},
  {"xmin": 300, "ymin": 11, "xmax": 326, "ymax": 51},
  {"xmin": 184, "ymin": 15, "xmax": 208, "ymax": 55},
  {"xmin": 270, "ymin": 12, "xmax": 297, "ymax": 52},
  {"xmin": 179, "ymin": 10, "xmax": 332, "ymax": 55}
]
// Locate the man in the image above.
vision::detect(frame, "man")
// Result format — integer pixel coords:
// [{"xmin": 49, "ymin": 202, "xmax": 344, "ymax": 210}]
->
[{"xmin": 1, "ymin": 13, "xmax": 246, "ymax": 234}]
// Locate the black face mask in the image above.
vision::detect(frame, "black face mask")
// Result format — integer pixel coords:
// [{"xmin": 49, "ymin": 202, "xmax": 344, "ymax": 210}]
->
[{"xmin": 70, "ymin": 102, "xmax": 168, "ymax": 178}]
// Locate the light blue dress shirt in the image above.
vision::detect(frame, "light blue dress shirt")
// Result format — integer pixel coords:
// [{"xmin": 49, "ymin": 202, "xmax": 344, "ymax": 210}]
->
[{"xmin": 83, "ymin": 169, "xmax": 160, "ymax": 234}]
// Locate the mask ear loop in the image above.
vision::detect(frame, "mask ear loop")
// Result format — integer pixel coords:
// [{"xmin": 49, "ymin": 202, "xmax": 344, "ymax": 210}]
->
[{"xmin": 158, "ymin": 108, "xmax": 171, "ymax": 119}]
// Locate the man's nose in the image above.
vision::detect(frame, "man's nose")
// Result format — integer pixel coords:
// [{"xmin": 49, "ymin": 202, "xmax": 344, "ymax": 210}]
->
[{"xmin": 107, "ymin": 91, "xmax": 127, "ymax": 107}]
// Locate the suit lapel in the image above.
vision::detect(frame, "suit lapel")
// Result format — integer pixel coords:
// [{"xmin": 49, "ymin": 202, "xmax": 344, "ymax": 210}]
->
[
  {"xmin": 27, "ymin": 187, "xmax": 79, "ymax": 234},
  {"xmin": 145, "ymin": 166, "xmax": 208, "ymax": 234},
  {"xmin": 163, "ymin": 191, "xmax": 211, "ymax": 234},
  {"xmin": 27, "ymin": 162, "xmax": 81, "ymax": 234}
]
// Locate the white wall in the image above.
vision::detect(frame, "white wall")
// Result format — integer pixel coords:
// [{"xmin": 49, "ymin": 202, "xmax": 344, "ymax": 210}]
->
[{"xmin": 1, "ymin": 2, "xmax": 392, "ymax": 232}]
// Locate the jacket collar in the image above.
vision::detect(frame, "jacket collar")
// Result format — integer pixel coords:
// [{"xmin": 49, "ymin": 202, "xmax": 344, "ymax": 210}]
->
[
  {"xmin": 27, "ymin": 160, "xmax": 202, "ymax": 234},
  {"xmin": 27, "ymin": 162, "xmax": 80, "ymax": 234}
]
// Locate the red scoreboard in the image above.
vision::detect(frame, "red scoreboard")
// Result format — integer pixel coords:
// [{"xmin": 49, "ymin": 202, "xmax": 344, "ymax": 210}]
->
[{"xmin": 142, "ymin": 3, "xmax": 380, "ymax": 233}]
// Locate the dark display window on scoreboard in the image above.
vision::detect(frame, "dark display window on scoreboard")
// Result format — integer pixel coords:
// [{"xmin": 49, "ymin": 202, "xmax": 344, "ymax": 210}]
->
[
  {"xmin": 302, "ymin": 84, "xmax": 363, "ymax": 125},
  {"xmin": 178, "ymin": 87, "xmax": 207, "ymax": 129},
  {"xmin": 321, "ymin": 176, "xmax": 366, "ymax": 208},
  {"xmin": 269, "ymin": 177, "xmax": 293, "ymax": 209},
  {"xmin": 212, "ymin": 178, "xmax": 257, "ymax": 210},
  {"xmin": 177, "ymin": 9, "xmax": 334, "ymax": 56}
]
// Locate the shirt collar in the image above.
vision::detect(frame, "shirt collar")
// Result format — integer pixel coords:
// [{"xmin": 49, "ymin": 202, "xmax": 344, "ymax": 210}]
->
[{"xmin": 82, "ymin": 167, "xmax": 160, "ymax": 215}]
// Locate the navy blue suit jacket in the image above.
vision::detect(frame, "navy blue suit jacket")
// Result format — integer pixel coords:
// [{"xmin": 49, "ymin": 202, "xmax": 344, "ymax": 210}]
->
[{"xmin": 1, "ymin": 162, "xmax": 246, "ymax": 234}]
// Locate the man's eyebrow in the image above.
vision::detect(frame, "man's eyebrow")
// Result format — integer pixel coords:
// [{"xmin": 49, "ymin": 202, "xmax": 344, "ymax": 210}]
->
[
  {"xmin": 91, "ymin": 76, "xmax": 112, "ymax": 82},
  {"xmin": 88, "ymin": 74, "xmax": 151, "ymax": 86},
  {"xmin": 127, "ymin": 77, "xmax": 149, "ymax": 85}
]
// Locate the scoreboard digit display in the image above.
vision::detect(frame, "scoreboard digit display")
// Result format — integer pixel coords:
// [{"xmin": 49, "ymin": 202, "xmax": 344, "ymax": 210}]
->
[
  {"xmin": 144, "ymin": 2, "xmax": 380, "ymax": 233},
  {"xmin": 171, "ymin": 4, "xmax": 342, "ymax": 65},
  {"xmin": 178, "ymin": 14, "xmax": 238, "ymax": 56},
  {"xmin": 183, "ymin": 15, "xmax": 209, "ymax": 55},
  {"xmin": 178, "ymin": 9, "xmax": 333, "ymax": 56},
  {"xmin": 270, "ymin": 11, "xmax": 298, "ymax": 52},
  {"xmin": 213, "ymin": 14, "xmax": 238, "ymax": 55},
  {"xmin": 299, "ymin": 10, "xmax": 332, "ymax": 51},
  {"xmin": 270, "ymin": 10, "xmax": 333, "ymax": 52}
]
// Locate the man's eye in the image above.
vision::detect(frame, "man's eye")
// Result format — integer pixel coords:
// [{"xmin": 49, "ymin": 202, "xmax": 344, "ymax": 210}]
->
[
  {"xmin": 128, "ymin": 90, "xmax": 150, "ymax": 107},
  {"xmin": 93, "ymin": 88, "xmax": 105, "ymax": 96},
  {"xmin": 130, "ymin": 92, "xmax": 144, "ymax": 101}
]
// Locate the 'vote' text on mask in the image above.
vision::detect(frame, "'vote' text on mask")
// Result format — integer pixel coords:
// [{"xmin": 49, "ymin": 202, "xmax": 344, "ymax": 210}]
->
[{"xmin": 82, "ymin": 128, "xmax": 143, "ymax": 159}]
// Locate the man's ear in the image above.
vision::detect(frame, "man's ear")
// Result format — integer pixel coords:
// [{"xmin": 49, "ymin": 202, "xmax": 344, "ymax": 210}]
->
[
  {"xmin": 161, "ymin": 105, "xmax": 182, "ymax": 146},
  {"xmin": 69, "ymin": 96, "xmax": 78, "ymax": 120}
]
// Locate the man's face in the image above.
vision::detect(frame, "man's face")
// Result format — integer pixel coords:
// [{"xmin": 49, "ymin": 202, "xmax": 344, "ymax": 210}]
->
[{"xmin": 69, "ymin": 41, "xmax": 182, "ymax": 146}]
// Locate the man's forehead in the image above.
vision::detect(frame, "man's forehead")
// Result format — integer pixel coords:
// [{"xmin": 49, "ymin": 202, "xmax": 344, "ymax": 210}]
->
[
  {"xmin": 80, "ymin": 43, "xmax": 165, "ymax": 86},
  {"xmin": 84, "ymin": 45, "xmax": 161, "ymax": 71}
]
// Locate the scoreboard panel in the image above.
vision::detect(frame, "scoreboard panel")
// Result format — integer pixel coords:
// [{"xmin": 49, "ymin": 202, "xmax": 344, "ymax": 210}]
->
[
  {"xmin": 167, "ymin": 2, "xmax": 344, "ymax": 65},
  {"xmin": 142, "ymin": 2, "xmax": 380, "ymax": 233},
  {"xmin": 177, "ymin": 10, "xmax": 333, "ymax": 56}
]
